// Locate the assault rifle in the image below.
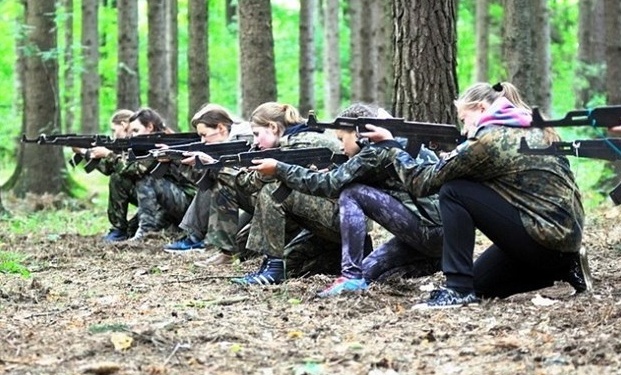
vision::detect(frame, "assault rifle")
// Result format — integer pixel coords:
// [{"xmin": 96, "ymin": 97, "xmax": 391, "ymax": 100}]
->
[
  {"xmin": 530, "ymin": 105, "xmax": 621, "ymax": 128},
  {"xmin": 306, "ymin": 111, "xmax": 465, "ymax": 156},
  {"xmin": 518, "ymin": 137, "xmax": 621, "ymax": 204},
  {"xmin": 194, "ymin": 147, "xmax": 348, "ymax": 171},
  {"xmin": 127, "ymin": 139, "xmax": 252, "ymax": 185},
  {"xmin": 22, "ymin": 132, "xmax": 201, "ymax": 173}
]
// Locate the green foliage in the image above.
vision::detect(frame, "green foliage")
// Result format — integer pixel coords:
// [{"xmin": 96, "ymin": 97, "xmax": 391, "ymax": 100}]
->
[{"xmin": 0, "ymin": 250, "xmax": 30, "ymax": 277}]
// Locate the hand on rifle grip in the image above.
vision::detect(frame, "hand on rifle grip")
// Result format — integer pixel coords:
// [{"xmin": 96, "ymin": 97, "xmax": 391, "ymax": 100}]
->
[
  {"xmin": 358, "ymin": 124, "xmax": 394, "ymax": 143},
  {"xmin": 248, "ymin": 158, "xmax": 278, "ymax": 176}
]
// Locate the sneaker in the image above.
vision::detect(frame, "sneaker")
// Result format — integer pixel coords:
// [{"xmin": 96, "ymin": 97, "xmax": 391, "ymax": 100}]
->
[
  {"xmin": 316, "ymin": 276, "xmax": 368, "ymax": 298},
  {"xmin": 412, "ymin": 287, "xmax": 480, "ymax": 309},
  {"xmin": 193, "ymin": 250, "xmax": 234, "ymax": 267},
  {"xmin": 564, "ymin": 247, "xmax": 593, "ymax": 293},
  {"xmin": 231, "ymin": 257, "xmax": 284, "ymax": 285},
  {"xmin": 103, "ymin": 229, "xmax": 127, "ymax": 242},
  {"xmin": 163, "ymin": 235, "xmax": 205, "ymax": 253}
]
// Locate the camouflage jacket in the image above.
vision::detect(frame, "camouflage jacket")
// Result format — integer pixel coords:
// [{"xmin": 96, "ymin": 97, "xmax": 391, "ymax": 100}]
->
[
  {"xmin": 389, "ymin": 125, "xmax": 584, "ymax": 252},
  {"xmin": 233, "ymin": 127, "xmax": 341, "ymax": 196},
  {"xmin": 115, "ymin": 155, "xmax": 196, "ymax": 197},
  {"xmin": 273, "ymin": 140, "xmax": 442, "ymax": 227},
  {"xmin": 94, "ymin": 152, "xmax": 123, "ymax": 176}
]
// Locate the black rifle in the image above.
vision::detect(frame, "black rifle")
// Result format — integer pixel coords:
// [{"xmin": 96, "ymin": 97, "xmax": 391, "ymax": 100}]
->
[
  {"xmin": 193, "ymin": 147, "xmax": 348, "ymax": 171},
  {"xmin": 127, "ymin": 139, "xmax": 252, "ymax": 183},
  {"xmin": 530, "ymin": 105, "xmax": 621, "ymax": 128},
  {"xmin": 518, "ymin": 137, "xmax": 621, "ymax": 204},
  {"xmin": 23, "ymin": 132, "xmax": 201, "ymax": 173},
  {"xmin": 306, "ymin": 112, "xmax": 465, "ymax": 156}
]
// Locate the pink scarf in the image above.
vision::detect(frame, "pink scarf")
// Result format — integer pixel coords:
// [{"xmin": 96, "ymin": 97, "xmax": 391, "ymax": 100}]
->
[{"xmin": 476, "ymin": 97, "xmax": 532, "ymax": 128}]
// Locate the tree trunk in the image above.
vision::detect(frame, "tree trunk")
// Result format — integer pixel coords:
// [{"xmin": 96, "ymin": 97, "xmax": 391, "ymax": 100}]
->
[
  {"xmin": 298, "ymin": 0, "xmax": 316, "ymax": 116},
  {"xmin": 576, "ymin": 0, "xmax": 606, "ymax": 108},
  {"xmin": 148, "ymin": 0, "xmax": 171, "ymax": 124},
  {"xmin": 371, "ymin": 0, "xmax": 392, "ymax": 110},
  {"xmin": 531, "ymin": 0, "xmax": 551, "ymax": 116},
  {"xmin": 188, "ymin": 0, "xmax": 209, "ymax": 123},
  {"xmin": 323, "ymin": 0, "xmax": 341, "ymax": 118},
  {"xmin": 503, "ymin": 0, "xmax": 536, "ymax": 106},
  {"xmin": 63, "ymin": 0, "xmax": 75, "ymax": 133},
  {"xmin": 14, "ymin": 0, "xmax": 65, "ymax": 196},
  {"xmin": 117, "ymin": 0, "xmax": 140, "ymax": 110},
  {"xmin": 604, "ymin": 0, "xmax": 621, "ymax": 105},
  {"xmin": 392, "ymin": 0, "xmax": 458, "ymax": 123},
  {"xmin": 167, "ymin": 0, "xmax": 179, "ymax": 130},
  {"xmin": 475, "ymin": 0, "xmax": 489, "ymax": 82},
  {"xmin": 81, "ymin": 0, "xmax": 100, "ymax": 134},
  {"xmin": 225, "ymin": 0, "xmax": 237, "ymax": 26},
  {"xmin": 238, "ymin": 0, "xmax": 277, "ymax": 119},
  {"xmin": 349, "ymin": 0, "xmax": 374, "ymax": 104}
]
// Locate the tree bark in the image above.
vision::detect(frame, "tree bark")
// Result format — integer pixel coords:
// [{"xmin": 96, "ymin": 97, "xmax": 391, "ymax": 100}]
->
[
  {"xmin": 188, "ymin": 0, "xmax": 209, "ymax": 122},
  {"xmin": 298, "ymin": 0, "xmax": 316, "ymax": 116},
  {"xmin": 167, "ymin": 0, "xmax": 179, "ymax": 130},
  {"xmin": 63, "ymin": 0, "xmax": 75, "ymax": 133},
  {"xmin": 604, "ymin": 0, "xmax": 621, "ymax": 105},
  {"xmin": 392, "ymin": 0, "xmax": 458, "ymax": 123},
  {"xmin": 238, "ymin": 0, "xmax": 277, "ymax": 119},
  {"xmin": 531, "ymin": 0, "xmax": 551, "ymax": 116},
  {"xmin": 576, "ymin": 0, "xmax": 606, "ymax": 108},
  {"xmin": 475, "ymin": 0, "xmax": 489, "ymax": 82},
  {"xmin": 117, "ymin": 0, "xmax": 140, "ymax": 110},
  {"xmin": 80, "ymin": 0, "xmax": 100, "ymax": 134},
  {"xmin": 323, "ymin": 0, "xmax": 341, "ymax": 118},
  {"xmin": 503, "ymin": 0, "xmax": 536, "ymax": 106},
  {"xmin": 14, "ymin": 0, "xmax": 65, "ymax": 196},
  {"xmin": 349, "ymin": 0, "xmax": 374, "ymax": 104},
  {"xmin": 148, "ymin": 0, "xmax": 171, "ymax": 124},
  {"xmin": 371, "ymin": 0, "xmax": 392, "ymax": 110}
]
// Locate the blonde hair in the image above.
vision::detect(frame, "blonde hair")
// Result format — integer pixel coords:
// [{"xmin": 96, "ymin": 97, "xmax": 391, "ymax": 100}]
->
[
  {"xmin": 455, "ymin": 82, "xmax": 559, "ymax": 143},
  {"xmin": 249, "ymin": 102, "xmax": 304, "ymax": 135},
  {"xmin": 110, "ymin": 109, "xmax": 134, "ymax": 131},
  {"xmin": 191, "ymin": 103, "xmax": 234, "ymax": 132}
]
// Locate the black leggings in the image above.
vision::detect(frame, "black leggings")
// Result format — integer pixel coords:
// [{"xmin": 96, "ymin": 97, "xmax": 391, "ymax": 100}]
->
[{"xmin": 439, "ymin": 179, "xmax": 571, "ymax": 298}]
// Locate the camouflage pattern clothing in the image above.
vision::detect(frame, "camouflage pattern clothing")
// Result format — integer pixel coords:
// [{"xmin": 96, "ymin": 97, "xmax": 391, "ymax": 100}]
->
[
  {"xmin": 107, "ymin": 171, "xmax": 138, "ymax": 235},
  {"xmin": 269, "ymin": 140, "xmax": 444, "ymax": 279},
  {"xmin": 389, "ymin": 125, "xmax": 584, "ymax": 253}
]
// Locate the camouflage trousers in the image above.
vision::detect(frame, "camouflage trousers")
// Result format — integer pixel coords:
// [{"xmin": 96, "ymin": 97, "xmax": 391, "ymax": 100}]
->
[
  {"xmin": 205, "ymin": 174, "xmax": 256, "ymax": 253},
  {"xmin": 107, "ymin": 172, "xmax": 138, "ymax": 234},
  {"xmin": 135, "ymin": 176, "xmax": 194, "ymax": 233},
  {"xmin": 179, "ymin": 188, "xmax": 212, "ymax": 239},
  {"xmin": 246, "ymin": 183, "xmax": 347, "ymax": 275},
  {"xmin": 340, "ymin": 183, "xmax": 443, "ymax": 281}
]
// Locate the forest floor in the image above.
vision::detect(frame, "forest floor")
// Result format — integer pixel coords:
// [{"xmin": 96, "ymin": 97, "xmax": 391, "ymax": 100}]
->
[{"xmin": 2, "ymin": 196, "xmax": 621, "ymax": 375}]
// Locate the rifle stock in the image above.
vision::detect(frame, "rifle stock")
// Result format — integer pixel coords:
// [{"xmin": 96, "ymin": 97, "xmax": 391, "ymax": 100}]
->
[{"xmin": 306, "ymin": 112, "xmax": 464, "ymax": 156}]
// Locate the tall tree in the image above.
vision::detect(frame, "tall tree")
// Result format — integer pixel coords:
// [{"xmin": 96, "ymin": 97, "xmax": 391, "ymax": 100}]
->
[
  {"xmin": 323, "ymin": 0, "xmax": 341, "ymax": 118},
  {"xmin": 188, "ymin": 0, "xmax": 209, "ymax": 122},
  {"xmin": 392, "ymin": 0, "xmax": 458, "ymax": 122},
  {"xmin": 14, "ymin": 0, "xmax": 65, "ymax": 196},
  {"xmin": 475, "ymin": 0, "xmax": 489, "ymax": 82},
  {"xmin": 80, "ymin": 0, "xmax": 99, "ymax": 134},
  {"xmin": 370, "ymin": 0, "xmax": 392, "ymax": 110},
  {"xmin": 576, "ymin": 0, "xmax": 606, "ymax": 108},
  {"xmin": 63, "ymin": 0, "xmax": 75, "ymax": 133},
  {"xmin": 532, "ymin": 0, "xmax": 551, "ymax": 115},
  {"xmin": 298, "ymin": 0, "xmax": 316, "ymax": 116},
  {"xmin": 167, "ymin": 0, "xmax": 179, "ymax": 129},
  {"xmin": 604, "ymin": 0, "xmax": 621, "ymax": 105},
  {"xmin": 148, "ymin": 0, "xmax": 172, "ymax": 123},
  {"xmin": 117, "ymin": 0, "xmax": 140, "ymax": 110},
  {"xmin": 503, "ymin": 0, "xmax": 536, "ymax": 106},
  {"xmin": 238, "ymin": 0, "xmax": 277, "ymax": 119},
  {"xmin": 349, "ymin": 0, "xmax": 374, "ymax": 104}
]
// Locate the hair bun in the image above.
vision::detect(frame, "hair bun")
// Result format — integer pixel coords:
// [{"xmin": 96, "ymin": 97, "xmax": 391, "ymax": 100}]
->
[{"xmin": 492, "ymin": 82, "xmax": 504, "ymax": 92}]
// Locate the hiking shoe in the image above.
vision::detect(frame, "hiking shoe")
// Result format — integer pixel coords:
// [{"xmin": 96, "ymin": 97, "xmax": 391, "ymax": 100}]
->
[
  {"xmin": 193, "ymin": 251, "xmax": 234, "ymax": 267},
  {"xmin": 103, "ymin": 229, "xmax": 127, "ymax": 242},
  {"xmin": 564, "ymin": 247, "xmax": 593, "ymax": 293},
  {"xmin": 163, "ymin": 235, "xmax": 205, "ymax": 253},
  {"xmin": 231, "ymin": 257, "xmax": 284, "ymax": 285},
  {"xmin": 412, "ymin": 287, "xmax": 480, "ymax": 309},
  {"xmin": 317, "ymin": 276, "xmax": 368, "ymax": 298}
]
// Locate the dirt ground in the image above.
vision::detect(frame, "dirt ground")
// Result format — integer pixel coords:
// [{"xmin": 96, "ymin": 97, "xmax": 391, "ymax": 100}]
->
[{"xmin": 2, "ymin": 202, "xmax": 621, "ymax": 375}]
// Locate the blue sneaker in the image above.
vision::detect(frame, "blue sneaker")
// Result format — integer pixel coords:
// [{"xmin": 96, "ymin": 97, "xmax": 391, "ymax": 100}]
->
[
  {"xmin": 411, "ymin": 287, "xmax": 480, "ymax": 309},
  {"xmin": 103, "ymin": 229, "xmax": 127, "ymax": 242},
  {"xmin": 317, "ymin": 276, "xmax": 368, "ymax": 298},
  {"xmin": 163, "ymin": 235, "xmax": 205, "ymax": 253},
  {"xmin": 231, "ymin": 257, "xmax": 284, "ymax": 285}
]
